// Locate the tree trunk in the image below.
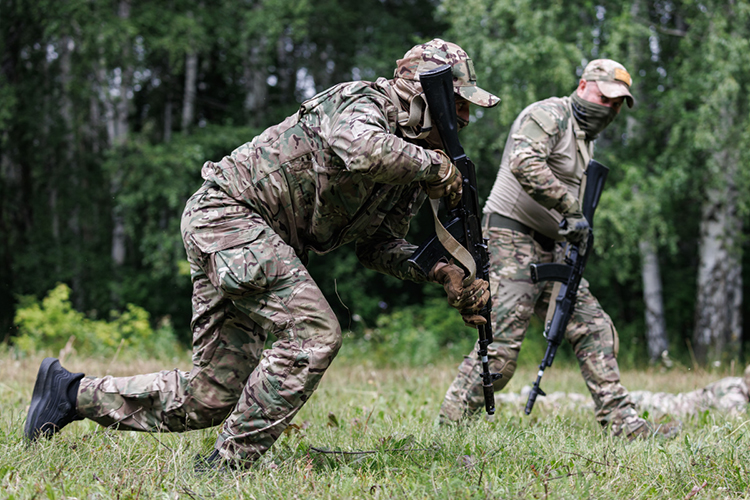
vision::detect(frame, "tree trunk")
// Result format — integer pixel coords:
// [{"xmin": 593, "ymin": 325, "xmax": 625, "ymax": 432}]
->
[
  {"xmin": 181, "ymin": 51, "xmax": 197, "ymax": 131},
  {"xmin": 639, "ymin": 239, "xmax": 669, "ymax": 362},
  {"xmin": 108, "ymin": 0, "xmax": 132, "ymax": 271},
  {"xmin": 693, "ymin": 155, "xmax": 743, "ymax": 365},
  {"xmin": 164, "ymin": 98, "xmax": 173, "ymax": 143},
  {"xmin": 0, "ymin": 133, "xmax": 14, "ymax": 338},
  {"xmin": 243, "ymin": 37, "xmax": 268, "ymax": 127}
]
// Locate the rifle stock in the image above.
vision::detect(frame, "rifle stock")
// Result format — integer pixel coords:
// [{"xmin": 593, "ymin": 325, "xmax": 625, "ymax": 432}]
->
[
  {"xmin": 408, "ymin": 65, "xmax": 500, "ymax": 415},
  {"xmin": 524, "ymin": 159, "xmax": 609, "ymax": 415}
]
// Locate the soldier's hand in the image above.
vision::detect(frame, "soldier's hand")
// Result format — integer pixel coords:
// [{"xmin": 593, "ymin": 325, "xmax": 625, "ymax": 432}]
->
[
  {"xmin": 425, "ymin": 150, "xmax": 462, "ymax": 208},
  {"xmin": 558, "ymin": 211, "xmax": 590, "ymax": 245},
  {"xmin": 429, "ymin": 261, "xmax": 490, "ymax": 325},
  {"xmin": 558, "ymin": 197, "xmax": 590, "ymax": 250}
]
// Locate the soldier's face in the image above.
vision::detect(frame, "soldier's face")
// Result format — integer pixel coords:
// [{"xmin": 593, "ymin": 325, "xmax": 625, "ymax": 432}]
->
[
  {"xmin": 577, "ymin": 80, "xmax": 625, "ymax": 113},
  {"xmin": 455, "ymin": 96, "xmax": 471, "ymax": 129},
  {"xmin": 423, "ymin": 97, "xmax": 471, "ymax": 150}
]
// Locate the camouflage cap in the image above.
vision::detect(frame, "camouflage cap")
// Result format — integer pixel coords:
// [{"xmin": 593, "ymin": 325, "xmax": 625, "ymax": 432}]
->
[
  {"xmin": 395, "ymin": 38, "xmax": 500, "ymax": 108},
  {"xmin": 582, "ymin": 59, "xmax": 634, "ymax": 108}
]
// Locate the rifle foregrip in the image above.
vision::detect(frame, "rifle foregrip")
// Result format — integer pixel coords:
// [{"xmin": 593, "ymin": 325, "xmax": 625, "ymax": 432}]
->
[{"xmin": 582, "ymin": 160, "xmax": 610, "ymax": 227}]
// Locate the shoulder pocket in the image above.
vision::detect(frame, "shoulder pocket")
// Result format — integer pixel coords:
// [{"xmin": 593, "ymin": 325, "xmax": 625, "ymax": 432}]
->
[{"xmin": 528, "ymin": 108, "xmax": 559, "ymax": 136}]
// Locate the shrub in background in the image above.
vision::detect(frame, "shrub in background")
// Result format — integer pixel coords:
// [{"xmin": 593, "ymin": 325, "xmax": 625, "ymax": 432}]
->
[
  {"xmin": 336, "ymin": 296, "xmax": 575, "ymax": 368},
  {"xmin": 12, "ymin": 283, "xmax": 183, "ymax": 360}
]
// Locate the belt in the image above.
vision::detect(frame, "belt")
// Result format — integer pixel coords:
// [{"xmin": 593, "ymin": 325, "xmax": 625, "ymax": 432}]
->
[{"xmin": 484, "ymin": 213, "xmax": 557, "ymax": 252}]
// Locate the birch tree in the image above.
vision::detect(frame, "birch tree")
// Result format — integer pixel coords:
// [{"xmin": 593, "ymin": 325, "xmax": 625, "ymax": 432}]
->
[{"xmin": 665, "ymin": 1, "xmax": 748, "ymax": 365}]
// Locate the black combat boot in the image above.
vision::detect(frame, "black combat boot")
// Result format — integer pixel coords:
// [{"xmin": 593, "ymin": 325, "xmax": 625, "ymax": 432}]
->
[{"xmin": 24, "ymin": 357, "xmax": 85, "ymax": 442}]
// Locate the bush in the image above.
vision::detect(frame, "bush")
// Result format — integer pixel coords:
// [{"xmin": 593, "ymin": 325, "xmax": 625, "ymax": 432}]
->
[
  {"xmin": 12, "ymin": 283, "xmax": 184, "ymax": 359},
  {"xmin": 338, "ymin": 297, "xmax": 478, "ymax": 366},
  {"xmin": 336, "ymin": 296, "xmax": 574, "ymax": 368}
]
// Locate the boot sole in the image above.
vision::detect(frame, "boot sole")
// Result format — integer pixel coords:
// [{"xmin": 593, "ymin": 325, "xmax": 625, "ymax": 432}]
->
[{"xmin": 24, "ymin": 357, "xmax": 64, "ymax": 441}]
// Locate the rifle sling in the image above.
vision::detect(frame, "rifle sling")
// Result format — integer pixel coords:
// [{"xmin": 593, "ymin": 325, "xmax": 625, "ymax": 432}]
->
[{"xmin": 429, "ymin": 198, "xmax": 476, "ymax": 287}]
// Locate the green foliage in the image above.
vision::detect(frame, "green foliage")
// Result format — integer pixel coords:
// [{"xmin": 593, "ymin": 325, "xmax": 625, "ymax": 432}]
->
[
  {"xmin": 2, "ymin": 0, "xmax": 750, "ymax": 365},
  {"xmin": 13, "ymin": 283, "xmax": 183, "ymax": 359},
  {"xmin": 338, "ymin": 298, "xmax": 474, "ymax": 366},
  {"xmin": 337, "ymin": 297, "xmax": 562, "ymax": 368}
]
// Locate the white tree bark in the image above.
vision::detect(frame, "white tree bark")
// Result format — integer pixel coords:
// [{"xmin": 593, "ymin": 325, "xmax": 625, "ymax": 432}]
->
[
  {"xmin": 243, "ymin": 38, "xmax": 268, "ymax": 127},
  {"xmin": 693, "ymin": 144, "xmax": 743, "ymax": 365},
  {"xmin": 181, "ymin": 51, "xmax": 197, "ymax": 131},
  {"xmin": 639, "ymin": 239, "xmax": 669, "ymax": 362},
  {"xmin": 108, "ymin": 0, "xmax": 132, "ymax": 268}
]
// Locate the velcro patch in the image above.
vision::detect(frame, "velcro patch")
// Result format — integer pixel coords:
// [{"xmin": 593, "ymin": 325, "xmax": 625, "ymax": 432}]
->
[
  {"xmin": 614, "ymin": 68, "xmax": 632, "ymax": 86},
  {"xmin": 517, "ymin": 119, "xmax": 547, "ymax": 143},
  {"xmin": 528, "ymin": 107, "xmax": 558, "ymax": 136}
]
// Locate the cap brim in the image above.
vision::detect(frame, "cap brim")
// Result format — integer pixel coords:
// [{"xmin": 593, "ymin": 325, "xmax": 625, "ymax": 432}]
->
[
  {"xmin": 456, "ymin": 85, "xmax": 500, "ymax": 108},
  {"xmin": 598, "ymin": 80, "xmax": 634, "ymax": 108}
]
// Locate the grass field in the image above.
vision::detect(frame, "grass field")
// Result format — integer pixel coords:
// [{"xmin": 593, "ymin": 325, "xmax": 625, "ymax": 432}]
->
[{"xmin": 1, "ymin": 352, "xmax": 749, "ymax": 499}]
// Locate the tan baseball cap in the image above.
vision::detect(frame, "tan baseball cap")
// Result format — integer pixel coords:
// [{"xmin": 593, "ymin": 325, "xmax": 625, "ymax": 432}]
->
[
  {"xmin": 395, "ymin": 38, "xmax": 500, "ymax": 108},
  {"xmin": 582, "ymin": 59, "xmax": 634, "ymax": 108}
]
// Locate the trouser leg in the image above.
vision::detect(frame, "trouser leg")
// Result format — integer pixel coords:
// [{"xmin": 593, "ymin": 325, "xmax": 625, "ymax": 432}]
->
[
  {"xmin": 440, "ymin": 228, "xmax": 548, "ymax": 420},
  {"xmin": 441, "ymin": 226, "xmax": 640, "ymax": 433},
  {"xmin": 561, "ymin": 278, "xmax": 640, "ymax": 433},
  {"xmin": 77, "ymin": 270, "xmax": 265, "ymax": 432},
  {"xmin": 205, "ymin": 229, "xmax": 342, "ymax": 461}
]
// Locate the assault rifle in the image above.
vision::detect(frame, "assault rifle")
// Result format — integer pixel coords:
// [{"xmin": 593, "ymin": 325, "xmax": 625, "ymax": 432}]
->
[
  {"xmin": 524, "ymin": 159, "xmax": 610, "ymax": 415},
  {"xmin": 407, "ymin": 64, "xmax": 501, "ymax": 415}
]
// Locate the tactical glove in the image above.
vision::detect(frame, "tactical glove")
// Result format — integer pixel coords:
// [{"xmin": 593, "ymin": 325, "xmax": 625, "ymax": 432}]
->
[
  {"xmin": 424, "ymin": 150, "xmax": 463, "ymax": 208},
  {"xmin": 557, "ymin": 198, "xmax": 590, "ymax": 249},
  {"xmin": 429, "ymin": 261, "xmax": 490, "ymax": 326}
]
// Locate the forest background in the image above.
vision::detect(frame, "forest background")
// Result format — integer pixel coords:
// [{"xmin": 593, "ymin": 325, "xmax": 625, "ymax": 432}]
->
[{"xmin": 1, "ymin": 0, "xmax": 748, "ymax": 370}]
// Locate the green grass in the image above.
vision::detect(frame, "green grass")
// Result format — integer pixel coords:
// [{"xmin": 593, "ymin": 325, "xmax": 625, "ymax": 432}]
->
[{"xmin": 1, "ymin": 353, "xmax": 749, "ymax": 499}]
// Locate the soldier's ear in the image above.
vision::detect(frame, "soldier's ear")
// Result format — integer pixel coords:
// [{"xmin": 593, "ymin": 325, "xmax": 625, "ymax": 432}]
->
[{"xmin": 576, "ymin": 79, "xmax": 587, "ymax": 96}]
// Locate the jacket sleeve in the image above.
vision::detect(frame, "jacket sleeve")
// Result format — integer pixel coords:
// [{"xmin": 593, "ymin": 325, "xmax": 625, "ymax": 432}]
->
[
  {"xmin": 354, "ymin": 186, "xmax": 430, "ymax": 283},
  {"xmin": 327, "ymin": 96, "xmax": 444, "ymax": 185},
  {"xmin": 508, "ymin": 110, "xmax": 572, "ymax": 211}
]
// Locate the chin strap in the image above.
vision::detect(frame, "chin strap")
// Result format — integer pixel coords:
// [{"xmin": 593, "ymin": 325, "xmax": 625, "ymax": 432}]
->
[{"xmin": 386, "ymin": 83, "xmax": 432, "ymax": 140}]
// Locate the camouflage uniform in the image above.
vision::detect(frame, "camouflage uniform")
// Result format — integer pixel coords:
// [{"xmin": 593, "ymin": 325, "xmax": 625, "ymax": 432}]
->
[
  {"xmin": 629, "ymin": 366, "xmax": 750, "ymax": 419},
  {"xmin": 440, "ymin": 88, "xmax": 646, "ymax": 437},
  {"xmin": 77, "ymin": 40, "xmax": 499, "ymax": 463},
  {"xmin": 493, "ymin": 365, "xmax": 750, "ymax": 419}
]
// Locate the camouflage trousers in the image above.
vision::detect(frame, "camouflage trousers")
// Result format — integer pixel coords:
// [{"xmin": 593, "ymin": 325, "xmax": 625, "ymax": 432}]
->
[
  {"xmin": 630, "ymin": 378, "xmax": 749, "ymax": 419},
  {"xmin": 77, "ymin": 184, "xmax": 342, "ymax": 462},
  {"xmin": 440, "ymin": 226, "xmax": 642, "ymax": 434}
]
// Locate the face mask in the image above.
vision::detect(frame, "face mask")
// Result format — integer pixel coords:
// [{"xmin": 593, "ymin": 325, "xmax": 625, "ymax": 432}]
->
[
  {"xmin": 457, "ymin": 115, "xmax": 469, "ymax": 131},
  {"xmin": 571, "ymin": 92, "xmax": 618, "ymax": 140}
]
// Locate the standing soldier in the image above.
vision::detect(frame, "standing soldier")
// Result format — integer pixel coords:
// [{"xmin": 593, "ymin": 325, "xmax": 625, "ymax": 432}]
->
[
  {"xmin": 439, "ymin": 59, "xmax": 677, "ymax": 439},
  {"xmin": 24, "ymin": 39, "xmax": 498, "ymax": 468}
]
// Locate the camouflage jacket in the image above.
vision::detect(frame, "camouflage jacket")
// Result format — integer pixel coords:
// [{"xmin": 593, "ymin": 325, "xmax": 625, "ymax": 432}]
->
[
  {"xmin": 483, "ymin": 95, "xmax": 594, "ymax": 240},
  {"xmin": 199, "ymin": 77, "xmax": 444, "ymax": 282}
]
